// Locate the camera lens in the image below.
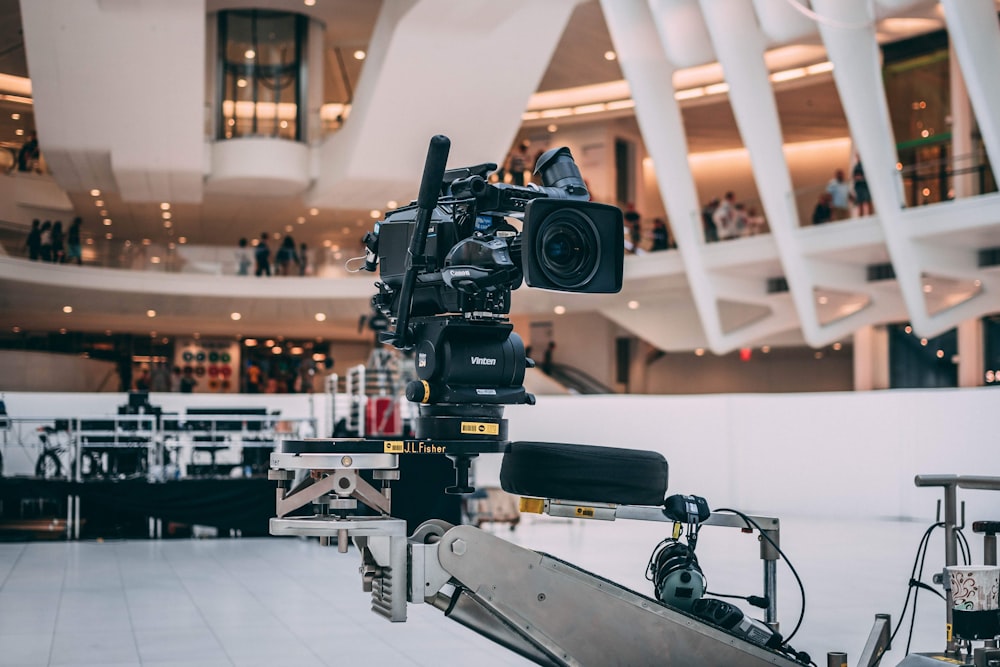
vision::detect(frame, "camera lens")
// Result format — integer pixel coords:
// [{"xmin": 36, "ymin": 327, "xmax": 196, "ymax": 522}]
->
[{"xmin": 534, "ymin": 210, "xmax": 600, "ymax": 290}]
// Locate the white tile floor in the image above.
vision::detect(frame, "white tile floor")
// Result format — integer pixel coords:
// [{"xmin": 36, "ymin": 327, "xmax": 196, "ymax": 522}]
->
[{"xmin": 0, "ymin": 514, "xmax": 980, "ymax": 666}]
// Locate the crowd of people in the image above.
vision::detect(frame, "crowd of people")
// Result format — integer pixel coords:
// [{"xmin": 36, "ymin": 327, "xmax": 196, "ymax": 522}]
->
[
  {"xmin": 237, "ymin": 234, "xmax": 310, "ymax": 276},
  {"xmin": 701, "ymin": 192, "xmax": 768, "ymax": 242},
  {"xmin": 624, "ymin": 208, "xmax": 675, "ymax": 254},
  {"xmin": 23, "ymin": 217, "xmax": 84, "ymax": 264}
]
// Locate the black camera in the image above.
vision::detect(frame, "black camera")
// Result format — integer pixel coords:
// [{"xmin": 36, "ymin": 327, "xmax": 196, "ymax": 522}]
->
[{"xmin": 362, "ymin": 135, "xmax": 623, "ymax": 443}]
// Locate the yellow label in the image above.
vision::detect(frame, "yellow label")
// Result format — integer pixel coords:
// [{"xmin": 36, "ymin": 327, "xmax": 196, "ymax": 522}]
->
[
  {"xmin": 460, "ymin": 421, "xmax": 500, "ymax": 436},
  {"xmin": 945, "ymin": 623, "xmax": 952, "ymax": 643},
  {"xmin": 383, "ymin": 441, "xmax": 404, "ymax": 453},
  {"xmin": 575, "ymin": 506, "xmax": 595, "ymax": 518},
  {"xmin": 520, "ymin": 497, "xmax": 544, "ymax": 514},
  {"xmin": 672, "ymin": 522, "xmax": 682, "ymax": 539}
]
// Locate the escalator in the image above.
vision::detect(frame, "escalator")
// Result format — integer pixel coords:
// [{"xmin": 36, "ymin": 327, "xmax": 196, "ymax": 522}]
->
[{"xmin": 545, "ymin": 363, "xmax": 616, "ymax": 394}]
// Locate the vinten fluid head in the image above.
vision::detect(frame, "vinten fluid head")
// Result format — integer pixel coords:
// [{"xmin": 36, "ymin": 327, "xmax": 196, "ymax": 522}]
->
[{"xmin": 362, "ymin": 135, "xmax": 624, "ymax": 442}]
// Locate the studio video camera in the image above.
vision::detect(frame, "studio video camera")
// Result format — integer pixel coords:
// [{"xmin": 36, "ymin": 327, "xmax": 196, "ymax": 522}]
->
[{"xmin": 362, "ymin": 135, "xmax": 623, "ymax": 443}]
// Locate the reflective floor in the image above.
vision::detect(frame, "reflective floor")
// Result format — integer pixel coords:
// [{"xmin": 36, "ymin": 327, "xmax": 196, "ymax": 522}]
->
[{"xmin": 0, "ymin": 515, "xmax": 969, "ymax": 666}]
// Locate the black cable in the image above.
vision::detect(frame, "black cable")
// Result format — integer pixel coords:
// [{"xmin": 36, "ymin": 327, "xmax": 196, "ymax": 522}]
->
[
  {"xmin": 704, "ymin": 590, "xmax": 770, "ymax": 608},
  {"xmin": 713, "ymin": 508, "xmax": 807, "ymax": 645},
  {"xmin": 957, "ymin": 528, "xmax": 972, "ymax": 566},
  {"xmin": 889, "ymin": 522, "xmax": 941, "ymax": 646}
]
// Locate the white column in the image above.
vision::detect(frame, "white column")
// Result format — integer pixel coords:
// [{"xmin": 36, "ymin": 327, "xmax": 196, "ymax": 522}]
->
[
  {"xmin": 948, "ymin": 43, "xmax": 974, "ymax": 200},
  {"xmin": 957, "ymin": 318, "xmax": 983, "ymax": 388},
  {"xmin": 853, "ymin": 325, "xmax": 889, "ymax": 391}
]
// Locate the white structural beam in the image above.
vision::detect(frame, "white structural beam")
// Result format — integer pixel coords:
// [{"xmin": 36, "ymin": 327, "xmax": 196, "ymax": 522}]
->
[
  {"xmin": 309, "ymin": 0, "xmax": 580, "ymax": 210},
  {"xmin": 19, "ymin": 0, "xmax": 206, "ymax": 203}
]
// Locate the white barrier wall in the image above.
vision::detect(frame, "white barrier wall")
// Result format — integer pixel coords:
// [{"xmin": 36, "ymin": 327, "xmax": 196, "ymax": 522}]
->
[{"xmin": 3, "ymin": 389, "xmax": 996, "ymax": 523}]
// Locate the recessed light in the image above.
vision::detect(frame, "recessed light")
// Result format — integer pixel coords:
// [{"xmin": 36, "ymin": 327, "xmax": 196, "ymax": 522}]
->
[
  {"xmin": 142, "ymin": 238, "xmax": 152, "ymax": 246},
  {"xmin": 370, "ymin": 210, "xmax": 381, "ymax": 219},
  {"xmin": 90, "ymin": 189, "xmax": 101, "ymax": 197},
  {"xmin": 923, "ymin": 284, "xmax": 933, "ymax": 293},
  {"xmin": 761, "ymin": 345, "xmax": 771, "ymax": 354},
  {"xmin": 265, "ymin": 339, "xmax": 275, "ymax": 347},
  {"xmin": 105, "ymin": 232, "xmax": 113, "ymax": 240},
  {"xmin": 11, "ymin": 113, "xmax": 20, "ymax": 120},
  {"xmin": 99, "ymin": 210, "xmax": 108, "ymax": 216},
  {"xmin": 273, "ymin": 232, "xmax": 281, "ymax": 240},
  {"xmin": 694, "ymin": 348, "xmax": 705, "ymax": 356},
  {"xmin": 62, "ymin": 305, "xmax": 73, "ymax": 314},
  {"xmin": 936, "ymin": 350, "xmax": 945, "ymax": 358},
  {"xmin": 285, "ymin": 224, "xmax": 293, "ymax": 232},
  {"xmin": 323, "ymin": 240, "xmax": 332, "ymax": 247},
  {"xmin": 168, "ymin": 242, "xmax": 176, "ymax": 250},
  {"xmin": 604, "ymin": 51, "xmax": 617, "ymax": 61},
  {"xmin": 95, "ymin": 200, "xmax": 104, "ymax": 207},
  {"xmin": 231, "ymin": 312, "xmax": 242, "ymax": 321},
  {"xmin": 162, "ymin": 211, "xmax": 171, "ymax": 219},
  {"xmin": 296, "ymin": 216, "xmax": 306, "ymax": 224},
  {"xmin": 817, "ymin": 295, "xmax": 829, "ymax": 305},
  {"xmin": 179, "ymin": 237, "xmax": 187, "ymax": 244},
  {"xmin": 627, "ymin": 300, "xmax": 639, "ymax": 310},
  {"xmin": 15, "ymin": 129, "xmax": 23, "ymax": 136},
  {"xmin": 814, "ymin": 351, "xmax": 824, "ymax": 359},
  {"xmin": 147, "ymin": 309, "xmax": 156, "ymax": 318},
  {"xmin": 920, "ymin": 338, "xmax": 928, "ymax": 346},
  {"xmin": 290, "ymin": 347, "xmax": 304, "ymax": 355},
  {"xmin": 832, "ymin": 342, "xmax": 842, "ymax": 351},
  {"xmin": 12, "ymin": 326, "xmax": 21, "ymax": 333},
  {"xmin": 547, "ymin": 124, "xmax": 558, "ymax": 133},
  {"xmin": 160, "ymin": 202, "xmax": 170, "ymax": 211},
  {"xmin": 59, "ymin": 328, "xmax": 67, "ymax": 335},
  {"xmin": 272, "ymin": 346, "xmax": 283, "ymax": 354},
  {"xmin": 387, "ymin": 200, "xmax": 398, "ymax": 209},
  {"xmin": 309, "ymin": 208, "xmax": 319, "ymax": 216},
  {"xmin": 237, "ymin": 78, "xmax": 248, "ymax": 88},
  {"xmin": 312, "ymin": 353, "xmax": 325, "ymax": 362},
  {"xmin": 279, "ymin": 120, "xmax": 288, "ymax": 129},
  {"xmin": 103, "ymin": 219, "xmax": 112, "ymax": 226},
  {"xmin": 244, "ymin": 49, "xmax": 256, "ymax": 59},
  {"xmin": 315, "ymin": 313, "xmax": 327, "ymax": 322},
  {"xmin": 151, "ymin": 256, "xmax": 161, "ymax": 263},
  {"xmin": 163, "ymin": 221, "xmax": 172, "ymax": 229},
  {"xmin": 244, "ymin": 339, "xmax": 258, "ymax": 347},
  {"xmin": 554, "ymin": 305, "xmax": 566, "ymax": 315},
  {"xmin": 304, "ymin": 0, "xmax": 316, "ymax": 5},
  {"xmin": 353, "ymin": 50, "xmax": 366, "ymax": 60}
]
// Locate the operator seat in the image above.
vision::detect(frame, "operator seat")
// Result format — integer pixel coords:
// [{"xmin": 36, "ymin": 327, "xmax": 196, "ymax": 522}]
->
[{"xmin": 499, "ymin": 441, "xmax": 669, "ymax": 506}]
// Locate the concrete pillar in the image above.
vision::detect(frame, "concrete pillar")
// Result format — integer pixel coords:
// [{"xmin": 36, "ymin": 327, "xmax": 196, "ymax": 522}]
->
[
  {"xmin": 948, "ymin": 43, "xmax": 974, "ymax": 199},
  {"xmin": 853, "ymin": 325, "xmax": 889, "ymax": 390},
  {"xmin": 957, "ymin": 318, "xmax": 983, "ymax": 387}
]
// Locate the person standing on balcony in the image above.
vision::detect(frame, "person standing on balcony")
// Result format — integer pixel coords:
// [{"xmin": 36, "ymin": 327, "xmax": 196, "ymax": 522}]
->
[
  {"xmin": 17, "ymin": 131, "xmax": 39, "ymax": 172},
  {"xmin": 25, "ymin": 219, "xmax": 41, "ymax": 260},
  {"xmin": 50, "ymin": 221, "xmax": 64, "ymax": 263},
  {"xmin": 826, "ymin": 169, "xmax": 852, "ymax": 221},
  {"xmin": 254, "ymin": 233, "xmax": 271, "ymax": 276},
  {"xmin": 713, "ymin": 192, "xmax": 737, "ymax": 240},
  {"xmin": 235, "ymin": 238, "xmax": 252, "ymax": 275},
  {"xmin": 298, "ymin": 242, "xmax": 309, "ymax": 276},
  {"xmin": 275, "ymin": 235, "xmax": 298, "ymax": 276},
  {"xmin": 66, "ymin": 217, "xmax": 83, "ymax": 265},
  {"xmin": 38, "ymin": 220, "xmax": 52, "ymax": 262},
  {"xmin": 853, "ymin": 159, "xmax": 872, "ymax": 216}
]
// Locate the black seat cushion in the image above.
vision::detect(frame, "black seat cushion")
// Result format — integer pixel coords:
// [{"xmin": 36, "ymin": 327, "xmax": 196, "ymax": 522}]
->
[{"xmin": 500, "ymin": 441, "xmax": 668, "ymax": 506}]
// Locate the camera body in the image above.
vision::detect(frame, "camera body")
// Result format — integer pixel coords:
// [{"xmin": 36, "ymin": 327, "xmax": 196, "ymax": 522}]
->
[{"xmin": 361, "ymin": 139, "xmax": 623, "ymax": 439}]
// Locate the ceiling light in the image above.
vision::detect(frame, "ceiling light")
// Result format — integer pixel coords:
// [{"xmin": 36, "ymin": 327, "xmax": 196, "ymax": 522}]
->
[
  {"xmin": 265, "ymin": 339, "xmax": 275, "ymax": 347},
  {"xmin": 370, "ymin": 210, "xmax": 381, "ymax": 219},
  {"xmin": 553, "ymin": 305, "xmax": 566, "ymax": 315},
  {"xmin": 309, "ymin": 208, "xmax": 319, "ymax": 216},
  {"xmin": 353, "ymin": 50, "xmax": 366, "ymax": 60},
  {"xmin": 12, "ymin": 326, "xmax": 21, "ymax": 333},
  {"xmin": 162, "ymin": 211, "xmax": 171, "ymax": 219},
  {"xmin": 290, "ymin": 347, "xmax": 304, "ymax": 355},
  {"xmin": 694, "ymin": 348, "xmax": 705, "ymax": 356},
  {"xmin": 333, "ymin": 251, "xmax": 343, "ymax": 260},
  {"xmin": 304, "ymin": 0, "xmax": 316, "ymax": 5},
  {"xmin": 387, "ymin": 200, "xmax": 398, "ymax": 209},
  {"xmin": 814, "ymin": 351, "xmax": 824, "ymax": 359},
  {"xmin": 59, "ymin": 328, "xmax": 67, "ymax": 334},
  {"xmin": 244, "ymin": 49, "xmax": 256, "ymax": 59},
  {"xmin": 279, "ymin": 120, "xmax": 288, "ymax": 129},
  {"xmin": 272, "ymin": 232, "xmax": 281, "ymax": 239},
  {"xmin": 160, "ymin": 202, "xmax": 170, "ymax": 211},
  {"xmin": 285, "ymin": 224, "xmax": 293, "ymax": 232},
  {"xmin": 237, "ymin": 79, "xmax": 248, "ymax": 88},
  {"xmin": 331, "ymin": 244, "xmax": 340, "ymax": 252},
  {"xmin": 95, "ymin": 200, "xmax": 104, "ymax": 207},
  {"xmin": 920, "ymin": 338, "xmax": 928, "ymax": 346},
  {"xmin": 103, "ymin": 219, "xmax": 112, "ymax": 226},
  {"xmin": 627, "ymin": 300, "xmax": 639, "ymax": 310},
  {"xmin": 149, "ymin": 331, "xmax": 157, "ymax": 338},
  {"xmin": 272, "ymin": 346, "xmax": 283, "ymax": 354},
  {"xmin": 90, "ymin": 189, "xmax": 101, "ymax": 197},
  {"xmin": 312, "ymin": 353, "xmax": 326, "ymax": 362},
  {"xmin": 105, "ymin": 232, "xmax": 113, "ymax": 240},
  {"xmin": 15, "ymin": 129, "xmax": 23, "ymax": 136},
  {"xmin": 244, "ymin": 339, "xmax": 258, "ymax": 347},
  {"xmin": 832, "ymin": 342, "xmax": 842, "ymax": 351},
  {"xmin": 547, "ymin": 124, "xmax": 558, "ymax": 133},
  {"xmin": 179, "ymin": 237, "xmax": 187, "ymax": 244},
  {"xmin": 923, "ymin": 284, "xmax": 933, "ymax": 293},
  {"xmin": 761, "ymin": 345, "xmax": 771, "ymax": 354},
  {"xmin": 146, "ymin": 309, "xmax": 156, "ymax": 318},
  {"xmin": 315, "ymin": 313, "xmax": 327, "ymax": 322},
  {"xmin": 11, "ymin": 113, "xmax": 20, "ymax": 120},
  {"xmin": 323, "ymin": 239, "xmax": 332, "ymax": 247},
  {"xmin": 163, "ymin": 221, "xmax": 172, "ymax": 229},
  {"xmin": 603, "ymin": 50, "xmax": 617, "ymax": 61},
  {"xmin": 231, "ymin": 312, "xmax": 242, "ymax": 321},
  {"xmin": 62, "ymin": 305, "xmax": 73, "ymax": 314},
  {"xmin": 817, "ymin": 295, "xmax": 829, "ymax": 305},
  {"xmin": 704, "ymin": 83, "xmax": 730, "ymax": 95},
  {"xmin": 99, "ymin": 210, "xmax": 108, "ymax": 216},
  {"xmin": 151, "ymin": 256, "xmax": 161, "ymax": 263},
  {"xmin": 904, "ymin": 325, "xmax": 912, "ymax": 334},
  {"xmin": 936, "ymin": 350, "xmax": 945, "ymax": 358},
  {"xmin": 296, "ymin": 216, "xmax": 306, "ymax": 224},
  {"xmin": 168, "ymin": 242, "xmax": 176, "ymax": 250}
]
